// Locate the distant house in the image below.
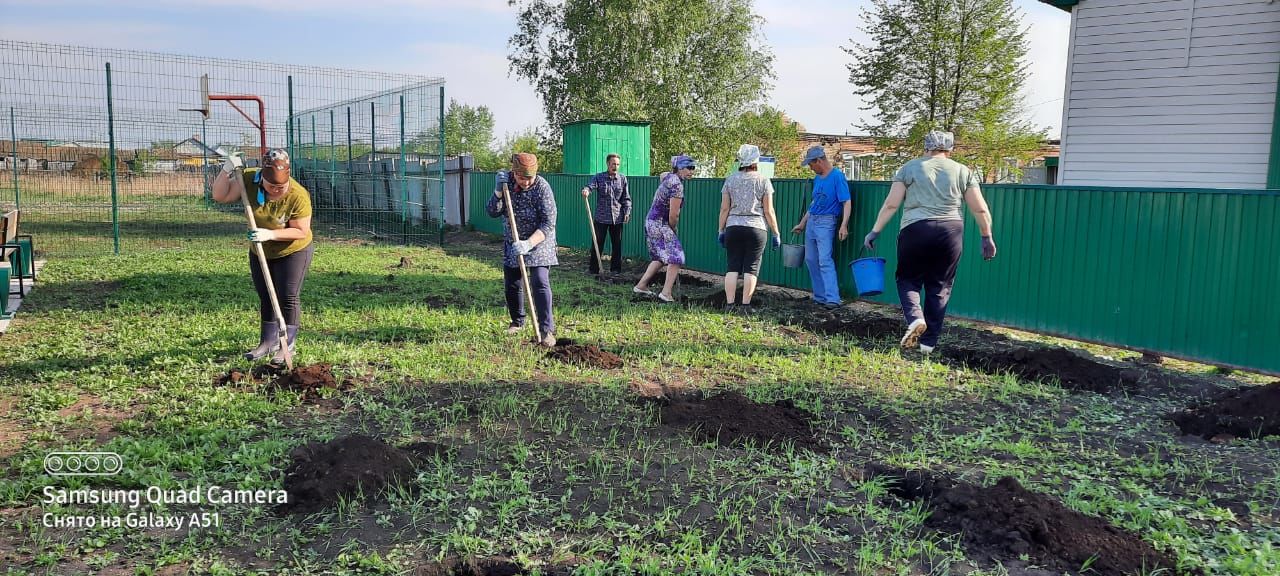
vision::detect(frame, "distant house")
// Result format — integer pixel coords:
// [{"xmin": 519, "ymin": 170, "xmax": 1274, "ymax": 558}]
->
[
  {"xmin": 1041, "ymin": 0, "xmax": 1280, "ymax": 189},
  {"xmin": 799, "ymin": 132, "xmax": 1059, "ymax": 183}
]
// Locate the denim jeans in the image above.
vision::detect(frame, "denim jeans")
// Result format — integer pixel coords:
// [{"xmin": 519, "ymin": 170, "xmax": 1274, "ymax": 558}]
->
[{"xmin": 804, "ymin": 214, "xmax": 840, "ymax": 305}]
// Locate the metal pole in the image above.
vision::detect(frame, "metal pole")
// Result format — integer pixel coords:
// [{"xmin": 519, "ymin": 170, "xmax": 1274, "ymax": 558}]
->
[
  {"xmin": 310, "ymin": 115, "xmax": 316, "ymax": 162},
  {"xmin": 438, "ymin": 86, "xmax": 445, "ymax": 245},
  {"xmin": 399, "ymin": 93, "xmax": 408, "ymax": 243},
  {"xmin": 346, "ymin": 106, "xmax": 353, "ymax": 229},
  {"xmin": 287, "ymin": 75, "xmax": 294, "ymax": 161},
  {"xmin": 9, "ymin": 107, "xmax": 18, "ymax": 212},
  {"xmin": 329, "ymin": 109, "xmax": 335, "ymax": 218},
  {"xmin": 202, "ymin": 115, "xmax": 209, "ymax": 206},
  {"xmin": 106, "ymin": 63, "xmax": 120, "ymax": 255}
]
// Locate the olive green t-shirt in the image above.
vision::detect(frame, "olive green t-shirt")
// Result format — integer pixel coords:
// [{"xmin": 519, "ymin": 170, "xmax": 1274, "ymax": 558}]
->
[
  {"xmin": 242, "ymin": 168, "xmax": 313, "ymax": 259},
  {"xmin": 893, "ymin": 156, "xmax": 980, "ymax": 230}
]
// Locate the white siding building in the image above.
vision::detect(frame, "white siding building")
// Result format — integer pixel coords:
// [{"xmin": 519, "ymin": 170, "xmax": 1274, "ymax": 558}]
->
[{"xmin": 1044, "ymin": 0, "xmax": 1280, "ymax": 188}]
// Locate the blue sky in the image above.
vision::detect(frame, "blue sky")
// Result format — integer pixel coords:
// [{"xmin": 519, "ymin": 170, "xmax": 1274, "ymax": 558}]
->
[{"xmin": 0, "ymin": 0, "xmax": 1071, "ymax": 139}]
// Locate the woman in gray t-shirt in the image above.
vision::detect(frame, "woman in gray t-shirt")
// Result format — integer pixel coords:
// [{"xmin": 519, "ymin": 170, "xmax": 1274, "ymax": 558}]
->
[
  {"xmin": 716, "ymin": 144, "xmax": 781, "ymax": 313},
  {"xmin": 862, "ymin": 131, "xmax": 998, "ymax": 353}
]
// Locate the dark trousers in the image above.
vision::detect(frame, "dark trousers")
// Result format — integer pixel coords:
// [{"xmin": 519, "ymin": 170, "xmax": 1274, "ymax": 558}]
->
[
  {"xmin": 724, "ymin": 226, "xmax": 767, "ymax": 275},
  {"xmin": 588, "ymin": 222, "xmax": 624, "ymax": 273},
  {"xmin": 504, "ymin": 265, "xmax": 555, "ymax": 336},
  {"xmin": 250, "ymin": 243, "xmax": 314, "ymax": 325},
  {"xmin": 896, "ymin": 220, "xmax": 963, "ymax": 347}
]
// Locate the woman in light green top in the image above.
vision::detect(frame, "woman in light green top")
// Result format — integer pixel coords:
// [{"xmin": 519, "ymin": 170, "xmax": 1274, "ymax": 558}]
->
[{"xmin": 863, "ymin": 131, "xmax": 996, "ymax": 354}]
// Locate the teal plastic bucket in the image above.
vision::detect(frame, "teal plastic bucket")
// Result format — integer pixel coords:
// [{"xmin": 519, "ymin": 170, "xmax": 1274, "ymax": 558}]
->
[{"xmin": 850, "ymin": 257, "xmax": 886, "ymax": 297}]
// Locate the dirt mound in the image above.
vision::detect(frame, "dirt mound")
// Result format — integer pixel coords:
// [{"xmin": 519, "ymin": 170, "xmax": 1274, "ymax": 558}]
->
[
  {"xmin": 1168, "ymin": 381, "xmax": 1280, "ymax": 439},
  {"xmin": 866, "ymin": 465, "xmax": 1182, "ymax": 576},
  {"xmin": 215, "ymin": 363, "xmax": 349, "ymax": 402},
  {"xmin": 940, "ymin": 333, "xmax": 1141, "ymax": 393},
  {"xmin": 278, "ymin": 435, "xmax": 419, "ymax": 515},
  {"xmin": 691, "ymin": 290, "xmax": 777, "ymax": 309},
  {"xmin": 659, "ymin": 391, "xmax": 823, "ymax": 451},
  {"xmin": 414, "ymin": 557, "xmax": 575, "ymax": 576},
  {"xmin": 544, "ymin": 338, "xmax": 623, "ymax": 369}
]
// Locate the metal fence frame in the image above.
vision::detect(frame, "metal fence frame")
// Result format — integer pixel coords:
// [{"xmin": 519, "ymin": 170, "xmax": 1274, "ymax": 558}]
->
[{"xmin": 471, "ymin": 172, "xmax": 1280, "ymax": 375}]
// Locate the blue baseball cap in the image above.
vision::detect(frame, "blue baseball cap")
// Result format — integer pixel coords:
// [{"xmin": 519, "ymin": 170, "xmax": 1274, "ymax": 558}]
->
[{"xmin": 801, "ymin": 145, "xmax": 826, "ymax": 166}]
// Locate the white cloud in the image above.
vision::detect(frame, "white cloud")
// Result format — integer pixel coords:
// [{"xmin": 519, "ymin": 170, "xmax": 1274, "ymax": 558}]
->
[
  {"xmin": 401, "ymin": 41, "xmax": 544, "ymax": 140},
  {"xmin": 3, "ymin": 0, "xmax": 511, "ymax": 13},
  {"xmin": 0, "ymin": 21, "xmax": 191, "ymax": 51}
]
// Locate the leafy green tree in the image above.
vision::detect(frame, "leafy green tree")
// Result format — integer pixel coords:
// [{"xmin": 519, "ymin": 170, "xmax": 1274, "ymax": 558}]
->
[
  {"xmin": 845, "ymin": 0, "xmax": 1044, "ymax": 173},
  {"xmin": 721, "ymin": 107, "xmax": 805, "ymax": 179},
  {"xmin": 495, "ymin": 128, "xmax": 563, "ymax": 173},
  {"xmin": 508, "ymin": 0, "xmax": 774, "ymax": 174},
  {"xmin": 440, "ymin": 99, "xmax": 498, "ymax": 168}
]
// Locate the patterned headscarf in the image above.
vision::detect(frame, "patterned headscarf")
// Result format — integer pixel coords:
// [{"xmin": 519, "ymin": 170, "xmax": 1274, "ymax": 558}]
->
[
  {"xmin": 670, "ymin": 154, "xmax": 696, "ymax": 170},
  {"xmin": 262, "ymin": 148, "xmax": 291, "ymax": 185},
  {"xmin": 924, "ymin": 131, "xmax": 955, "ymax": 152},
  {"xmin": 511, "ymin": 153, "xmax": 539, "ymax": 177}
]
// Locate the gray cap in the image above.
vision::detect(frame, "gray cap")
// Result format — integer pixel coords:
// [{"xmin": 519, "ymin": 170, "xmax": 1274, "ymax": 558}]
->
[
  {"xmin": 800, "ymin": 145, "xmax": 826, "ymax": 166},
  {"xmin": 924, "ymin": 130, "xmax": 955, "ymax": 152}
]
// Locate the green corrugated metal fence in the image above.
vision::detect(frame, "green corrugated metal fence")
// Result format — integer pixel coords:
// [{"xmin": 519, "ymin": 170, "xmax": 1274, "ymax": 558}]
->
[{"xmin": 472, "ymin": 172, "xmax": 1280, "ymax": 375}]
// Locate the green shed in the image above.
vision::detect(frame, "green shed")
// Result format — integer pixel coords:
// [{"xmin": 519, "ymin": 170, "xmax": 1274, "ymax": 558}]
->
[{"xmin": 562, "ymin": 120, "xmax": 651, "ymax": 176}]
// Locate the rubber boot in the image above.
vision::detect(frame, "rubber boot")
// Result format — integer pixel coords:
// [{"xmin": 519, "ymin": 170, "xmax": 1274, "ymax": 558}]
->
[
  {"xmin": 271, "ymin": 325, "xmax": 299, "ymax": 365},
  {"xmin": 244, "ymin": 321, "xmax": 280, "ymax": 360}
]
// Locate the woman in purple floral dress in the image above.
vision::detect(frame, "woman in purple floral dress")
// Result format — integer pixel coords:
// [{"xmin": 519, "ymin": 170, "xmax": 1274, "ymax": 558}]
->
[{"xmin": 634, "ymin": 154, "xmax": 697, "ymax": 302}]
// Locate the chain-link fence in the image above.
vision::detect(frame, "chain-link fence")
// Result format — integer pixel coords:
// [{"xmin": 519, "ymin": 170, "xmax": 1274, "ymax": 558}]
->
[{"xmin": 0, "ymin": 40, "xmax": 445, "ymax": 257}]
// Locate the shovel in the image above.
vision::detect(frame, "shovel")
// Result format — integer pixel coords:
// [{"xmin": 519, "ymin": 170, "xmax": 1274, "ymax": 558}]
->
[
  {"xmin": 583, "ymin": 194, "xmax": 604, "ymax": 277},
  {"xmin": 502, "ymin": 181, "xmax": 543, "ymax": 344},
  {"xmin": 235, "ymin": 167, "xmax": 293, "ymax": 371}
]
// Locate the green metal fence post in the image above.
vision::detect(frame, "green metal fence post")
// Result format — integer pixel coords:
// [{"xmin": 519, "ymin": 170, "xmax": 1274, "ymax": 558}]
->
[
  {"xmin": 9, "ymin": 107, "xmax": 18, "ymax": 212},
  {"xmin": 310, "ymin": 115, "xmax": 316, "ymax": 162},
  {"xmin": 399, "ymin": 93, "xmax": 408, "ymax": 243},
  {"xmin": 106, "ymin": 62, "xmax": 120, "ymax": 255},
  {"xmin": 346, "ymin": 106, "xmax": 353, "ymax": 229},
  {"xmin": 287, "ymin": 75, "xmax": 294, "ymax": 161},
  {"xmin": 329, "ymin": 109, "xmax": 335, "ymax": 216},
  {"xmin": 438, "ymin": 85, "xmax": 445, "ymax": 245}
]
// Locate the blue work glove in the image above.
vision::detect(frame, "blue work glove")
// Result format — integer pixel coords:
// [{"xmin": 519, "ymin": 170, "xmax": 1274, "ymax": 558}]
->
[
  {"xmin": 771, "ymin": 234, "xmax": 781, "ymax": 249},
  {"xmin": 247, "ymin": 228, "xmax": 277, "ymax": 242},
  {"xmin": 496, "ymin": 170, "xmax": 508, "ymax": 186},
  {"xmin": 512, "ymin": 239, "xmax": 533, "ymax": 256},
  {"xmin": 981, "ymin": 235, "xmax": 997, "ymax": 260},
  {"xmin": 717, "ymin": 231, "xmax": 725, "ymax": 247},
  {"xmin": 863, "ymin": 230, "xmax": 879, "ymax": 250}
]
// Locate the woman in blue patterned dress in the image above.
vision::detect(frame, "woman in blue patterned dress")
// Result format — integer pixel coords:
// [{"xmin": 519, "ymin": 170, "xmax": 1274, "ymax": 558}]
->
[{"xmin": 633, "ymin": 154, "xmax": 696, "ymax": 302}]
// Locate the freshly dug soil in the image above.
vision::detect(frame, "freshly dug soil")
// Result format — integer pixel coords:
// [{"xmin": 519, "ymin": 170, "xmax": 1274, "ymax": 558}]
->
[
  {"xmin": 805, "ymin": 313, "xmax": 901, "ymax": 340},
  {"xmin": 659, "ymin": 391, "xmax": 824, "ymax": 451},
  {"xmin": 866, "ymin": 465, "xmax": 1182, "ymax": 576},
  {"xmin": 414, "ymin": 557, "xmax": 575, "ymax": 576},
  {"xmin": 544, "ymin": 338, "xmax": 623, "ymax": 369},
  {"xmin": 940, "ymin": 333, "xmax": 1141, "ymax": 393},
  {"xmin": 215, "ymin": 363, "xmax": 349, "ymax": 402},
  {"xmin": 278, "ymin": 435, "xmax": 419, "ymax": 515},
  {"xmin": 1168, "ymin": 381, "xmax": 1280, "ymax": 439}
]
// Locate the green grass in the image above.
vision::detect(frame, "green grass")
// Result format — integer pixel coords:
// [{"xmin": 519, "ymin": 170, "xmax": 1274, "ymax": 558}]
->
[{"xmin": 0, "ymin": 232, "xmax": 1277, "ymax": 575}]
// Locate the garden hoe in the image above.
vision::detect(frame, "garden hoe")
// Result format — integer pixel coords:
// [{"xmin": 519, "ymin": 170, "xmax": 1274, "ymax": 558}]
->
[
  {"xmin": 584, "ymin": 195, "xmax": 604, "ymax": 277},
  {"xmin": 502, "ymin": 180, "xmax": 543, "ymax": 344},
  {"xmin": 235, "ymin": 163, "xmax": 293, "ymax": 371}
]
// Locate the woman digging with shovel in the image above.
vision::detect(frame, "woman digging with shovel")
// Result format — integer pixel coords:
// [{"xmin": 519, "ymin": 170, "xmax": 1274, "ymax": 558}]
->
[
  {"xmin": 211, "ymin": 148, "xmax": 314, "ymax": 365},
  {"xmin": 486, "ymin": 153, "xmax": 559, "ymax": 348}
]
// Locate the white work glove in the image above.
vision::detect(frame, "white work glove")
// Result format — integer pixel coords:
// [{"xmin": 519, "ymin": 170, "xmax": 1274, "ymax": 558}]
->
[
  {"xmin": 247, "ymin": 228, "xmax": 277, "ymax": 242},
  {"xmin": 221, "ymin": 154, "xmax": 244, "ymax": 175},
  {"xmin": 581, "ymin": 186, "xmax": 590, "ymax": 198},
  {"xmin": 511, "ymin": 239, "xmax": 533, "ymax": 256}
]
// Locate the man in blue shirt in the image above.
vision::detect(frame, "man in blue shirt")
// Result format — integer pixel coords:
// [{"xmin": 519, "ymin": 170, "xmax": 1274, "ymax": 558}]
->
[
  {"xmin": 581, "ymin": 154, "xmax": 632, "ymax": 275},
  {"xmin": 792, "ymin": 146, "xmax": 851, "ymax": 308}
]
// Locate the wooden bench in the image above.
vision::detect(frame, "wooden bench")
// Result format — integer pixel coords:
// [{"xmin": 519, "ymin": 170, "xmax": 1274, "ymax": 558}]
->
[{"xmin": 2, "ymin": 210, "xmax": 31, "ymax": 298}]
